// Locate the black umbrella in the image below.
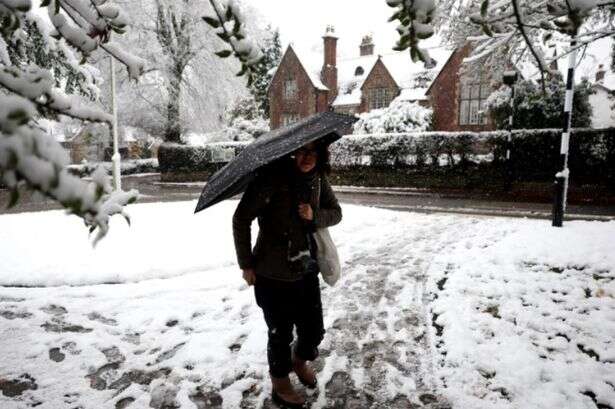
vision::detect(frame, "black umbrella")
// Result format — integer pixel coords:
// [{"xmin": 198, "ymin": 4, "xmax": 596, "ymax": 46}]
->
[{"xmin": 194, "ymin": 111, "xmax": 357, "ymax": 213}]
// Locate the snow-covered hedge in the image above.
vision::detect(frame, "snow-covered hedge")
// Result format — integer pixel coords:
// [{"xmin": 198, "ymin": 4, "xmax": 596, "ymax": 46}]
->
[
  {"xmin": 67, "ymin": 159, "xmax": 159, "ymax": 178},
  {"xmin": 331, "ymin": 128, "xmax": 615, "ymax": 185},
  {"xmin": 159, "ymin": 128, "xmax": 615, "ymax": 188},
  {"xmin": 332, "ymin": 131, "xmax": 484, "ymax": 167},
  {"xmin": 158, "ymin": 142, "xmax": 248, "ymax": 175}
]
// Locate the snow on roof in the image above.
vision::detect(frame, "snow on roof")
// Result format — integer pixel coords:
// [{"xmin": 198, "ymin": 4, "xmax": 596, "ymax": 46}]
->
[
  {"xmin": 289, "ymin": 45, "xmax": 329, "ymax": 91},
  {"xmin": 334, "ymin": 87, "xmax": 363, "ymax": 106},
  {"xmin": 397, "ymin": 87, "xmax": 429, "ymax": 101},
  {"xmin": 306, "ymin": 68, "xmax": 329, "ymax": 91},
  {"xmin": 381, "ymin": 48, "xmax": 452, "ymax": 88},
  {"xmin": 596, "ymin": 71, "xmax": 615, "ymax": 92},
  {"xmin": 332, "ymin": 47, "xmax": 453, "ymax": 106},
  {"xmin": 332, "ymin": 54, "xmax": 379, "ymax": 106}
]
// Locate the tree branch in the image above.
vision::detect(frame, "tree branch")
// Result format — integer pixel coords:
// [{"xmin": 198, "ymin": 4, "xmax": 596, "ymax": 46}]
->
[{"xmin": 511, "ymin": 0, "xmax": 547, "ymax": 90}]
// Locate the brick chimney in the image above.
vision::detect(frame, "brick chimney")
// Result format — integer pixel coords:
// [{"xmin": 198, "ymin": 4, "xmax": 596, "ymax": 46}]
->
[
  {"xmin": 596, "ymin": 64, "xmax": 606, "ymax": 83},
  {"xmin": 360, "ymin": 35, "xmax": 374, "ymax": 56},
  {"xmin": 322, "ymin": 25, "xmax": 338, "ymax": 102}
]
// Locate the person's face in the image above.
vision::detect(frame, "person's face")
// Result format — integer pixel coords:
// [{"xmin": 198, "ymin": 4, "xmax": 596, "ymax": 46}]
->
[{"xmin": 295, "ymin": 142, "xmax": 318, "ymax": 173}]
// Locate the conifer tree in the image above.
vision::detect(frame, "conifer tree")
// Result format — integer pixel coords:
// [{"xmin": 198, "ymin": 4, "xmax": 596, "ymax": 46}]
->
[{"xmin": 248, "ymin": 26, "xmax": 282, "ymax": 117}]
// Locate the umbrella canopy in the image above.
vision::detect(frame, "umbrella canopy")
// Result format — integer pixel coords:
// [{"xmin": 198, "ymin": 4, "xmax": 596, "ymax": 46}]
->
[{"xmin": 194, "ymin": 111, "xmax": 357, "ymax": 213}]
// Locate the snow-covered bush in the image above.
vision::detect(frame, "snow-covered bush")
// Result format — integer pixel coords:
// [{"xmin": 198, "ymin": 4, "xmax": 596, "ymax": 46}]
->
[
  {"xmin": 223, "ymin": 117, "xmax": 270, "ymax": 141},
  {"xmin": 486, "ymin": 77, "xmax": 593, "ymax": 129},
  {"xmin": 353, "ymin": 99, "xmax": 432, "ymax": 135},
  {"xmin": 1, "ymin": 0, "xmax": 144, "ymax": 243},
  {"xmin": 221, "ymin": 96, "xmax": 269, "ymax": 141}
]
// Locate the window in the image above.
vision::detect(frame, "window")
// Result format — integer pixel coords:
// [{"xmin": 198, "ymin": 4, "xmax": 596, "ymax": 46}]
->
[
  {"xmin": 282, "ymin": 113, "xmax": 300, "ymax": 127},
  {"xmin": 459, "ymin": 82, "xmax": 490, "ymax": 125},
  {"xmin": 368, "ymin": 88, "xmax": 392, "ymax": 110},
  {"xmin": 355, "ymin": 66, "xmax": 364, "ymax": 76},
  {"xmin": 284, "ymin": 79, "xmax": 297, "ymax": 99}
]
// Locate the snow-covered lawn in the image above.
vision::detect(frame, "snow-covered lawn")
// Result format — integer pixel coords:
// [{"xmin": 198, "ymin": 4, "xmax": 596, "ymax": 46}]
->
[{"xmin": 0, "ymin": 201, "xmax": 613, "ymax": 409}]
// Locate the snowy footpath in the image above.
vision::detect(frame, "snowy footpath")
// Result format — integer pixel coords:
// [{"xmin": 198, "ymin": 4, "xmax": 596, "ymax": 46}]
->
[{"xmin": 0, "ymin": 201, "xmax": 614, "ymax": 409}]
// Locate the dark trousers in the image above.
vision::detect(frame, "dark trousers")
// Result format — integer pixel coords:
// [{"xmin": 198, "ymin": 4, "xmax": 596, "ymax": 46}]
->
[{"xmin": 254, "ymin": 273, "xmax": 325, "ymax": 378}]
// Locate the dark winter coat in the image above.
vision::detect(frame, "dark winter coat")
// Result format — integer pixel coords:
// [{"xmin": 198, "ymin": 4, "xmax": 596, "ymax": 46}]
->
[{"xmin": 232, "ymin": 159, "xmax": 342, "ymax": 282}]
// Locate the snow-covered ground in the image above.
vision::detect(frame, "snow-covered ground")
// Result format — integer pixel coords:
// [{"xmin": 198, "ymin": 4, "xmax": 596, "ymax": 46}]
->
[{"xmin": 0, "ymin": 201, "xmax": 613, "ymax": 409}]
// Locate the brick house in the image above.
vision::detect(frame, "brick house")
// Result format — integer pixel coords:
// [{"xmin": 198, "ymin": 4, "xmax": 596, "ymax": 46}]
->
[
  {"xmin": 426, "ymin": 43, "xmax": 499, "ymax": 132},
  {"xmin": 268, "ymin": 27, "xmax": 500, "ymax": 132}
]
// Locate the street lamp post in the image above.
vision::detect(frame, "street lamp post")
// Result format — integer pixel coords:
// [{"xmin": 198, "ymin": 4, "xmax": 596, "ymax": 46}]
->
[
  {"xmin": 502, "ymin": 70, "xmax": 518, "ymax": 190},
  {"xmin": 110, "ymin": 53, "xmax": 121, "ymax": 191}
]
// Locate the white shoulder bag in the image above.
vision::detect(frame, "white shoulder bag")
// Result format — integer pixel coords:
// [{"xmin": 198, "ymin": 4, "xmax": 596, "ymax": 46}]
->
[{"xmin": 313, "ymin": 177, "xmax": 341, "ymax": 286}]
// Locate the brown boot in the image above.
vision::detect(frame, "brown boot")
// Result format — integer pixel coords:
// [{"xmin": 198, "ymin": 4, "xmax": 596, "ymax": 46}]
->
[
  {"xmin": 292, "ymin": 356, "xmax": 317, "ymax": 389},
  {"xmin": 271, "ymin": 375, "xmax": 305, "ymax": 408}
]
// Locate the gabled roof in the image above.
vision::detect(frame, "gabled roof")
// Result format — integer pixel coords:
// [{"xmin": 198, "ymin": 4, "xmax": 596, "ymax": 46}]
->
[
  {"xmin": 268, "ymin": 45, "xmax": 329, "ymax": 93},
  {"xmin": 594, "ymin": 74, "xmax": 615, "ymax": 92},
  {"xmin": 333, "ymin": 47, "xmax": 453, "ymax": 106},
  {"xmin": 289, "ymin": 45, "xmax": 329, "ymax": 91}
]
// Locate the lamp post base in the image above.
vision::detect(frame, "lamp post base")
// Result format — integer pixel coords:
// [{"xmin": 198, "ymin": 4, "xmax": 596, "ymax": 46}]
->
[
  {"xmin": 552, "ymin": 174, "xmax": 567, "ymax": 227},
  {"xmin": 112, "ymin": 152, "xmax": 122, "ymax": 191}
]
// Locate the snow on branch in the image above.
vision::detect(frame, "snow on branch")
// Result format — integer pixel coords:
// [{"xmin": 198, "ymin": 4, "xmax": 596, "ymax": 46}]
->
[
  {"xmin": 0, "ymin": 0, "xmax": 143, "ymax": 243},
  {"xmin": 0, "ymin": 95, "xmax": 138, "ymax": 245},
  {"xmin": 203, "ymin": 0, "xmax": 263, "ymax": 86},
  {"xmin": 386, "ymin": 0, "xmax": 438, "ymax": 68},
  {"xmin": 436, "ymin": 0, "xmax": 610, "ymax": 78}
]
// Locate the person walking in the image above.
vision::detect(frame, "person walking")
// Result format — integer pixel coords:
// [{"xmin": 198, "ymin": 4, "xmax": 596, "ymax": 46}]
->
[{"xmin": 232, "ymin": 141, "xmax": 342, "ymax": 408}]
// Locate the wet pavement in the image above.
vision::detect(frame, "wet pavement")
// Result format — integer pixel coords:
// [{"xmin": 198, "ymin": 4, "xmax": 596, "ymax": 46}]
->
[{"xmin": 1, "ymin": 174, "xmax": 614, "ymax": 220}]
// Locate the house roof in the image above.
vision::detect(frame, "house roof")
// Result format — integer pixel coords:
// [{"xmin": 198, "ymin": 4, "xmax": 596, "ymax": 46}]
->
[
  {"xmin": 289, "ymin": 45, "xmax": 329, "ymax": 91},
  {"xmin": 595, "ymin": 73, "xmax": 615, "ymax": 92},
  {"xmin": 332, "ymin": 47, "xmax": 453, "ymax": 106},
  {"xmin": 268, "ymin": 45, "xmax": 329, "ymax": 93}
]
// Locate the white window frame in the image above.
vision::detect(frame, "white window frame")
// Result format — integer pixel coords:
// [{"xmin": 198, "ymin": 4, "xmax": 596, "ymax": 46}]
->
[
  {"xmin": 284, "ymin": 79, "xmax": 297, "ymax": 99},
  {"xmin": 459, "ymin": 82, "xmax": 489, "ymax": 125},
  {"xmin": 368, "ymin": 87, "xmax": 391, "ymax": 110},
  {"xmin": 282, "ymin": 113, "xmax": 300, "ymax": 127}
]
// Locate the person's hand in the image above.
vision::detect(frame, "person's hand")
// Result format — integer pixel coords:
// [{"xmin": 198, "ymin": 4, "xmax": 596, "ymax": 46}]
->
[
  {"xmin": 298, "ymin": 203, "xmax": 313, "ymax": 221},
  {"xmin": 242, "ymin": 268, "xmax": 256, "ymax": 286}
]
